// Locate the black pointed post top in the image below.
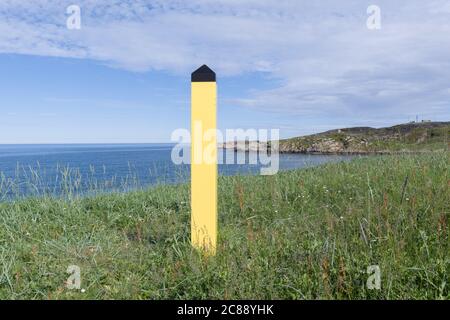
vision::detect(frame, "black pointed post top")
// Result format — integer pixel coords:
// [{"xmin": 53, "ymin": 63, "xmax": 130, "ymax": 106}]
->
[{"xmin": 191, "ymin": 65, "xmax": 216, "ymax": 82}]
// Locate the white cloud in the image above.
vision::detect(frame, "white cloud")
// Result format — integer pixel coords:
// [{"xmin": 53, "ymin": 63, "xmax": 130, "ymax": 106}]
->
[{"xmin": 0, "ymin": 0, "xmax": 449, "ymax": 121}]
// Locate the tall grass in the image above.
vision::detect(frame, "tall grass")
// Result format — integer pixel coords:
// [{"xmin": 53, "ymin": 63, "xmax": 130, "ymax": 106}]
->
[
  {"xmin": 0, "ymin": 153, "xmax": 448, "ymax": 299},
  {"xmin": 0, "ymin": 163, "xmax": 190, "ymax": 201}
]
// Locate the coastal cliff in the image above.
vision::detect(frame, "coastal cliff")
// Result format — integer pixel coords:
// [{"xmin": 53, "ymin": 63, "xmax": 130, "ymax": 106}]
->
[{"xmin": 221, "ymin": 122, "xmax": 449, "ymax": 154}]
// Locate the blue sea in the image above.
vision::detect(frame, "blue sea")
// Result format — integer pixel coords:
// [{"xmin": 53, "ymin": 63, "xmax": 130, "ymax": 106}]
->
[{"xmin": 0, "ymin": 144, "xmax": 354, "ymax": 199}]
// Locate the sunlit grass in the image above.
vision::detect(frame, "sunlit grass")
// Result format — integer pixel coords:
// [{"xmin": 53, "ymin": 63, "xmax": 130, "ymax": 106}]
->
[{"xmin": 0, "ymin": 153, "xmax": 448, "ymax": 299}]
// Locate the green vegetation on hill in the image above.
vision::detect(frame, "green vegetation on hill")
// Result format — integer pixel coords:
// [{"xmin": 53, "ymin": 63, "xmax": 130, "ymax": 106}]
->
[
  {"xmin": 0, "ymin": 153, "xmax": 448, "ymax": 299},
  {"xmin": 279, "ymin": 122, "xmax": 449, "ymax": 154}
]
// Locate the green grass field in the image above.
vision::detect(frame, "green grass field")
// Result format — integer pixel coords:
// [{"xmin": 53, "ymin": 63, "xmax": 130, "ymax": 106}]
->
[{"xmin": 0, "ymin": 153, "xmax": 448, "ymax": 299}]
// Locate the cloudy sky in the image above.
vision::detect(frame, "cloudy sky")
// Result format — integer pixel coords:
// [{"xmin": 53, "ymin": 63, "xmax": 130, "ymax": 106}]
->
[{"xmin": 0, "ymin": 0, "xmax": 449, "ymax": 143}]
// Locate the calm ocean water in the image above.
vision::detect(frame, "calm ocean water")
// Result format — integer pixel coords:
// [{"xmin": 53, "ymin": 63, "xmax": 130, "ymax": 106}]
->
[{"xmin": 0, "ymin": 144, "xmax": 354, "ymax": 199}]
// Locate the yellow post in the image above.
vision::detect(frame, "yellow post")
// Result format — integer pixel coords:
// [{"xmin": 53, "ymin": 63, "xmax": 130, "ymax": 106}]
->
[{"xmin": 191, "ymin": 65, "xmax": 217, "ymax": 255}]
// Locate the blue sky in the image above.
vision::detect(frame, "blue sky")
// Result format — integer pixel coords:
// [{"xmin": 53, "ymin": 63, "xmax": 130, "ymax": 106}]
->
[{"xmin": 0, "ymin": 0, "xmax": 449, "ymax": 143}]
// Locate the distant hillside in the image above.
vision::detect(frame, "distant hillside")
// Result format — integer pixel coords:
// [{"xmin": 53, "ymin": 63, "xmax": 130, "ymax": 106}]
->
[
  {"xmin": 278, "ymin": 121, "xmax": 449, "ymax": 154},
  {"xmin": 221, "ymin": 122, "xmax": 449, "ymax": 154}
]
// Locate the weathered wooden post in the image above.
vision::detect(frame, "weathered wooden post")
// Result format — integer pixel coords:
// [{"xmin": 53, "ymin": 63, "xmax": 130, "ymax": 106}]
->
[{"xmin": 191, "ymin": 65, "xmax": 218, "ymax": 255}]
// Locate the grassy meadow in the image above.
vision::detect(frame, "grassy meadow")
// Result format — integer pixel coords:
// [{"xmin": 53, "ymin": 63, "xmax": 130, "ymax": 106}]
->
[{"xmin": 0, "ymin": 153, "xmax": 448, "ymax": 299}]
